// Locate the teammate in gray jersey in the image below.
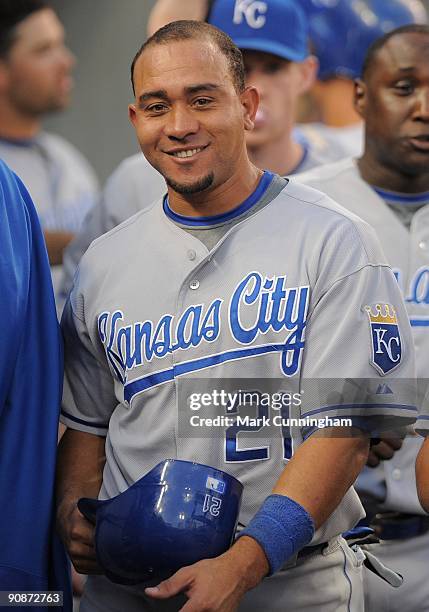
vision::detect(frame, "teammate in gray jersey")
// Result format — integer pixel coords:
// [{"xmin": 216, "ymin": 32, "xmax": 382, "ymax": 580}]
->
[
  {"xmin": 60, "ymin": 0, "xmax": 325, "ymax": 302},
  {"xmin": 297, "ymin": 24, "xmax": 429, "ymax": 612},
  {"xmin": 0, "ymin": 0, "xmax": 98, "ymax": 312},
  {"xmin": 297, "ymin": 0, "xmax": 427, "ymax": 162},
  {"xmin": 56, "ymin": 21, "xmax": 416, "ymax": 612}
]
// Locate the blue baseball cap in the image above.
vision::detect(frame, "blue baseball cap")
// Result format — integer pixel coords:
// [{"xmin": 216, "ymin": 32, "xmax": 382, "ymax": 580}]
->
[{"xmin": 208, "ymin": 0, "xmax": 309, "ymax": 62}]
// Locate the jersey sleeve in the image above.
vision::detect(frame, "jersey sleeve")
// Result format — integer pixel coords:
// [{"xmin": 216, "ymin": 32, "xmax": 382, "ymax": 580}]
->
[
  {"xmin": 61, "ymin": 296, "xmax": 116, "ymax": 436},
  {"xmin": 299, "ymin": 260, "xmax": 417, "ymax": 436}
]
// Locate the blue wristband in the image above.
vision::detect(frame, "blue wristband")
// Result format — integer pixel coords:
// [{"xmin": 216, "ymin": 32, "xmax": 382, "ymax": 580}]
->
[{"xmin": 237, "ymin": 494, "xmax": 315, "ymax": 575}]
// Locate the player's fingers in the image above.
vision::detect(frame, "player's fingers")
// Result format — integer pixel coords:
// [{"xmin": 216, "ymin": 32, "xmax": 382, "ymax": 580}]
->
[
  {"xmin": 178, "ymin": 598, "xmax": 206, "ymax": 612},
  {"xmin": 371, "ymin": 441, "xmax": 397, "ymax": 461},
  {"xmin": 71, "ymin": 556, "xmax": 103, "ymax": 575},
  {"xmin": 366, "ymin": 450, "xmax": 381, "ymax": 467},
  {"xmin": 381, "ymin": 436, "xmax": 403, "ymax": 451},
  {"xmin": 69, "ymin": 515, "xmax": 96, "ymax": 547},
  {"xmin": 145, "ymin": 568, "xmax": 192, "ymax": 599},
  {"xmin": 179, "ymin": 597, "xmax": 236, "ymax": 612}
]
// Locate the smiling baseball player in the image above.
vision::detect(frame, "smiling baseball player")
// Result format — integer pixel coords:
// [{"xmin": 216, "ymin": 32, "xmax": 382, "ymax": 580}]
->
[
  {"xmin": 60, "ymin": 0, "xmax": 325, "ymax": 303},
  {"xmin": 56, "ymin": 21, "xmax": 416, "ymax": 612},
  {"xmin": 297, "ymin": 24, "xmax": 429, "ymax": 612}
]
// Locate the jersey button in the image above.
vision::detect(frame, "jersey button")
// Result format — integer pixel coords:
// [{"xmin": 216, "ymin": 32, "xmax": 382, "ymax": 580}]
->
[
  {"xmin": 190, "ymin": 280, "xmax": 200, "ymax": 290},
  {"xmin": 392, "ymin": 468, "xmax": 401, "ymax": 481},
  {"xmin": 419, "ymin": 241, "xmax": 427, "ymax": 250},
  {"xmin": 187, "ymin": 249, "xmax": 197, "ymax": 261}
]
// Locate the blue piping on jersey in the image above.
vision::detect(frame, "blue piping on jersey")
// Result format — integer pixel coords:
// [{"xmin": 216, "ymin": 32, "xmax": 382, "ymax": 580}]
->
[
  {"xmin": 410, "ymin": 319, "xmax": 429, "ymax": 327},
  {"xmin": 61, "ymin": 409, "xmax": 108, "ymax": 430},
  {"xmin": 163, "ymin": 171, "xmax": 274, "ymax": 226},
  {"xmin": 373, "ymin": 186, "xmax": 429, "ymax": 205},
  {"xmin": 0, "ymin": 136, "xmax": 36, "ymax": 147},
  {"xmin": 124, "ymin": 343, "xmax": 296, "ymax": 403},
  {"xmin": 418, "ymin": 415, "xmax": 429, "ymax": 421},
  {"xmin": 304, "ymin": 403, "xmax": 417, "ymax": 418}
]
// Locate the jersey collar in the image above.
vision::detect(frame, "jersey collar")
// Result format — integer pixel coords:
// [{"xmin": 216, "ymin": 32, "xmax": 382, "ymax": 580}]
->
[
  {"xmin": 372, "ymin": 186, "xmax": 429, "ymax": 206},
  {"xmin": 163, "ymin": 170, "xmax": 274, "ymax": 227}
]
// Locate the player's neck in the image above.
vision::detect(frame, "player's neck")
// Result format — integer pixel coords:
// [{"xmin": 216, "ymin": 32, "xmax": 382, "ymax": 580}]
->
[
  {"xmin": 312, "ymin": 79, "xmax": 361, "ymax": 128},
  {"xmin": 167, "ymin": 158, "xmax": 263, "ymax": 218},
  {"xmin": 247, "ymin": 137, "xmax": 303, "ymax": 177},
  {"xmin": 358, "ymin": 153, "xmax": 429, "ymax": 194},
  {"xmin": 0, "ymin": 100, "xmax": 41, "ymax": 140}
]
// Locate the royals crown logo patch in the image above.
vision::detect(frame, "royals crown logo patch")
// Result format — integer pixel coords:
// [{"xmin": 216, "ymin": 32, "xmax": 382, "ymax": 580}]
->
[{"xmin": 364, "ymin": 304, "xmax": 402, "ymax": 375}]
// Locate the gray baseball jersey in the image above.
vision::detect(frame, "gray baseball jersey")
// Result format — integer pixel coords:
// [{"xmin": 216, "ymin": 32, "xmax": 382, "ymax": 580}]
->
[
  {"xmin": 297, "ymin": 123, "xmax": 364, "ymax": 163},
  {"xmin": 60, "ymin": 141, "xmax": 328, "ymax": 302},
  {"xmin": 61, "ymin": 174, "xmax": 415, "ymax": 609},
  {"xmin": 0, "ymin": 132, "xmax": 98, "ymax": 310},
  {"xmin": 296, "ymin": 158, "xmax": 429, "ymax": 612}
]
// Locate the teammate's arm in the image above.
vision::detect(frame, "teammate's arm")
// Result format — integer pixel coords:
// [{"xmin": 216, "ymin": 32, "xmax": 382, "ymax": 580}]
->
[
  {"xmin": 56, "ymin": 429, "xmax": 106, "ymax": 574},
  {"xmin": 44, "ymin": 229, "xmax": 74, "ymax": 265},
  {"xmin": 146, "ymin": 428, "xmax": 369, "ymax": 612},
  {"xmin": 147, "ymin": 0, "xmax": 210, "ymax": 36},
  {"xmin": 416, "ymin": 437, "xmax": 429, "ymax": 512}
]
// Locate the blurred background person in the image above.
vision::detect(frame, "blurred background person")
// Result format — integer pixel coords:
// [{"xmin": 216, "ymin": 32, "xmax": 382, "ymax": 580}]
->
[
  {"xmin": 147, "ymin": 0, "xmax": 211, "ymax": 35},
  {"xmin": 297, "ymin": 24, "xmax": 429, "ymax": 611},
  {"xmin": 299, "ymin": 0, "xmax": 427, "ymax": 159},
  {"xmin": 0, "ymin": 0, "xmax": 98, "ymax": 313}
]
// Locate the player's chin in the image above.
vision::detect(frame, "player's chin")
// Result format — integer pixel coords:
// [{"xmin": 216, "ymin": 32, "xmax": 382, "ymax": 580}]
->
[{"xmin": 165, "ymin": 171, "xmax": 215, "ymax": 195}]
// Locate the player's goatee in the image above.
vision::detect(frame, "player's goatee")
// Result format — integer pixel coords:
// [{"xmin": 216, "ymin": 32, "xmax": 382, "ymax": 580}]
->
[{"xmin": 165, "ymin": 172, "xmax": 214, "ymax": 195}]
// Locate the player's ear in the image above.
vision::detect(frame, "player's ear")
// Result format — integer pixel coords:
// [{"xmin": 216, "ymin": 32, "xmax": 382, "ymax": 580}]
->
[
  {"xmin": 128, "ymin": 104, "xmax": 138, "ymax": 127},
  {"xmin": 241, "ymin": 86, "xmax": 259, "ymax": 131},
  {"xmin": 354, "ymin": 78, "xmax": 367, "ymax": 118},
  {"xmin": 296, "ymin": 55, "xmax": 318, "ymax": 95}
]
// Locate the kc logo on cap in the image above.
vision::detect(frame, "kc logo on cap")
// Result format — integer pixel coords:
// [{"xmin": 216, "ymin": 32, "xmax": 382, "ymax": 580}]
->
[{"xmin": 233, "ymin": 0, "xmax": 268, "ymax": 29}]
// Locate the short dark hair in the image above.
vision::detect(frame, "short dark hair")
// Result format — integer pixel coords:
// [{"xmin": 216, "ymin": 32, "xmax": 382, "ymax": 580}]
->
[
  {"xmin": 130, "ymin": 20, "xmax": 245, "ymax": 95},
  {"xmin": 362, "ymin": 24, "xmax": 429, "ymax": 80},
  {"xmin": 0, "ymin": 0, "xmax": 48, "ymax": 58}
]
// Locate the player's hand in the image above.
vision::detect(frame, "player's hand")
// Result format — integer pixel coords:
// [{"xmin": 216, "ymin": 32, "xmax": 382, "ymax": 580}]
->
[
  {"xmin": 56, "ymin": 502, "xmax": 103, "ymax": 575},
  {"xmin": 367, "ymin": 435, "xmax": 404, "ymax": 467},
  {"xmin": 145, "ymin": 536, "xmax": 269, "ymax": 612}
]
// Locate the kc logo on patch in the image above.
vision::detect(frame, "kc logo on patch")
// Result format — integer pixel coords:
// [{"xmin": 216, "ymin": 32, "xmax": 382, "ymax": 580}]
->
[{"xmin": 365, "ymin": 304, "xmax": 402, "ymax": 375}]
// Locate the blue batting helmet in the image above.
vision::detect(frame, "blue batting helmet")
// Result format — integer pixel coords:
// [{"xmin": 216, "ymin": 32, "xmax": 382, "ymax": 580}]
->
[
  {"xmin": 300, "ymin": 0, "xmax": 427, "ymax": 79},
  {"xmin": 78, "ymin": 459, "xmax": 243, "ymax": 585}
]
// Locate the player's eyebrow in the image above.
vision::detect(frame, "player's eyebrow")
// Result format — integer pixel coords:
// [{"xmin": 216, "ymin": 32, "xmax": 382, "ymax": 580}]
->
[
  {"xmin": 138, "ymin": 89, "xmax": 169, "ymax": 106},
  {"xmin": 184, "ymin": 83, "xmax": 221, "ymax": 95}
]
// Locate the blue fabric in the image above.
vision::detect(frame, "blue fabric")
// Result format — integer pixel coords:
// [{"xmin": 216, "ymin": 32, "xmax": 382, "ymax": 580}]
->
[
  {"xmin": 373, "ymin": 186, "xmax": 429, "ymax": 206},
  {"xmin": 237, "ymin": 494, "xmax": 315, "ymax": 575},
  {"xmin": 209, "ymin": 0, "xmax": 309, "ymax": 62},
  {"xmin": 0, "ymin": 160, "xmax": 71, "ymax": 610}
]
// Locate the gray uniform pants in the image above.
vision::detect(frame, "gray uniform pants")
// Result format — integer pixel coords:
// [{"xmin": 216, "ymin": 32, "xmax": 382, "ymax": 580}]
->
[
  {"xmin": 80, "ymin": 536, "xmax": 364, "ymax": 612},
  {"xmin": 363, "ymin": 530, "xmax": 429, "ymax": 612}
]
